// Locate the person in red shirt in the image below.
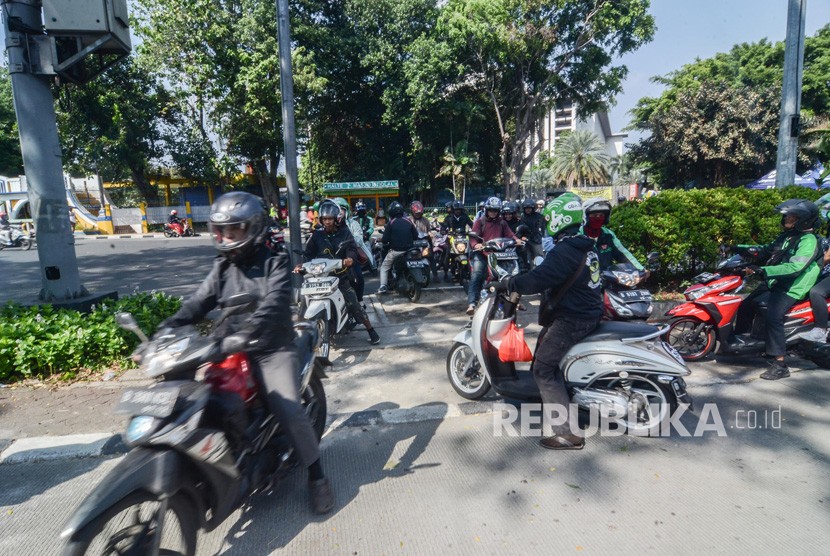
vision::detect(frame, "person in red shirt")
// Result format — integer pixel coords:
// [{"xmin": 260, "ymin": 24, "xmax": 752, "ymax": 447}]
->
[{"xmin": 466, "ymin": 197, "xmax": 523, "ymax": 314}]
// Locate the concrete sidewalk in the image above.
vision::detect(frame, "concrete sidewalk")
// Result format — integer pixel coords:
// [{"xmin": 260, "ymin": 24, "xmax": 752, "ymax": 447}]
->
[{"xmin": 1, "ymin": 286, "xmax": 826, "ymax": 463}]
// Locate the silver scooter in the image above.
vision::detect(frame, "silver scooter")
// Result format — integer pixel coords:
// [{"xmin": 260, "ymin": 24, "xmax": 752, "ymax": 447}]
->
[{"xmin": 446, "ymin": 289, "xmax": 693, "ymax": 434}]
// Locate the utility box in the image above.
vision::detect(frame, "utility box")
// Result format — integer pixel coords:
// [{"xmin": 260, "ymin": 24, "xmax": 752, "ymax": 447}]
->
[{"xmin": 42, "ymin": 0, "xmax": 131, "ymax": 51}]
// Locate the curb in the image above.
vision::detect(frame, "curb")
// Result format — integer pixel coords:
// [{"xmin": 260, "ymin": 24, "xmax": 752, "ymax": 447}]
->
[{"xmin": 0, "ymin": 402, "xmax": 498, "ymax": 464}]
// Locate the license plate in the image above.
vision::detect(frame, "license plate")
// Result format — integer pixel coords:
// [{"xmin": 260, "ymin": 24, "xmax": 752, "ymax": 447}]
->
[
  {"xmin": 301, "ymin": 278, "xmax": 335, "ymax": 295},
  {"xmin": 693, "ymin": 272, "xmax": 718, "ymax": 284},
  {"xmin": 407, "ymin": 260, "xmax": 428, "ymax": 267},
  {"xmin": 493, "ymin": 251, "xmax": 517, "ymax": 259},
  {"xmin": 115, "ymin": 386, "xmax": 180, "ymax": 417},
  {"xmin": 617, "ymin": 289, "xmax": 652, "ymax": 302}
]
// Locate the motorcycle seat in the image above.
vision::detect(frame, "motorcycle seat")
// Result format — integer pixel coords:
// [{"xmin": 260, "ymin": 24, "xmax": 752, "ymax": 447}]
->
[{"xmin": 585, "ymin": 320, "xmax": 660, "ymax": 342}]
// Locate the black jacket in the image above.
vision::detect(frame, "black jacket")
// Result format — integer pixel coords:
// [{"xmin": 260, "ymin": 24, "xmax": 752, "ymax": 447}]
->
[
  {"xmin": 520, "ymin": 211, "xmax": 545, "ymax": 244},
  {"xmin": 303, "ymin": 226, "xmax": 359, "ymax": 276},
  {"xmin": 382, "ymin": 216, "xmax": 418, "ymax": 251},
  {"xmin": 164, "ymin": 245, "xmax": 294, "ymax": 352},
  {"xmin": 442, "ymin": 213, "xmax": 474, "ymax": 234},
  {"xmin": 508, "ymin": 234, "xmax": 602, "ymax": 320}
]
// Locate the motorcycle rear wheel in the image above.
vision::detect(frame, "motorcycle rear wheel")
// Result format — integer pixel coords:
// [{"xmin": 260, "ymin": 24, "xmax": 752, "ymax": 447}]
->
[
  {"xmin": 446, "ymin": 342, "xmax": 490, "ymax": 399},
  {"xmin": 62, "ymin": 491, "xmax": 197, "ymax": 556},
  {"xmin": 20, "ymin": 238, "xmax": 32, "ymax": 250},
  {"xmin": 665, "ymin": 317, "xmax": 715, "ymax": 361},
  {"xmin": 589, "ymin": 375, "xmax": 675, "ymax": 436},
  {"xmin": 406, "ymin": 277, "xmax": 421, "ymax": 303}
]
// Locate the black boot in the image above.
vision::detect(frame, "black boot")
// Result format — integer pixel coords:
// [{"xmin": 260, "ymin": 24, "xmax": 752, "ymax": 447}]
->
[
  {"xmin": 309, "ymin": 478, "xmax": 335, "ymax": 514},
  {"xmin": 760, "ymin": 359, "xmax": 790, "ymax": 380}
]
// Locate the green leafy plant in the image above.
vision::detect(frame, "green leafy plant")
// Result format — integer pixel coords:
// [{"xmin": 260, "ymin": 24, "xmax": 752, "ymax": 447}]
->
[{"xmin": 0, "ymin": 292, "xmax": 181, "ymax": 382}]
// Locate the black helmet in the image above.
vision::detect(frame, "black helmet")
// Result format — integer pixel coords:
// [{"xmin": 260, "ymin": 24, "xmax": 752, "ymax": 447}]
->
[
  {"xmin": 318, "ymin": 199, "xmax": 342, "ymax": 225},
  {"xmin": 521, "ymin": 198, "xmax": 536, "ymax": 210},
  {"xmin": 444, "ymin": 201, "xmax": 453, "ymax": 212},
  {"xmin": 776, "ymin": 199, "xmax": 819, "ymax": 231},
  {"xmin": 209, "ymin": 192, "xmax": 268, "ymax": 261},
  {"xmin": 355, "ymin": 201, "xmax": 367, "ymax": 216},
  {"xmin": 451, "ymin": 200, "xmax": 464, "ymax": 211},
  {"xmin": 388, "ymin": 201, "xmax": 404, "ymax": 218},
  {"xmin": 502, "ymin": 201, "xmax": 519, "ymax": 215}
]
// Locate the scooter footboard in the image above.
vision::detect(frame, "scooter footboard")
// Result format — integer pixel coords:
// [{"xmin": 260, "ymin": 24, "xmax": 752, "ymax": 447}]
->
[{"xmin": 61, "ymin": 448, "xmax": 205, "ymax": 540}]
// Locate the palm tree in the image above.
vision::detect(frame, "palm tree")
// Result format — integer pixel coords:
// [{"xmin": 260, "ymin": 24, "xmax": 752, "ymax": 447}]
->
[
  {"xmin": 520, "ymin": 167, "xmax": 555, "ymax": 199},
  {"xmin": 550, "ymin": 129, "xmax": 611, "ymax": 187},
  {"xmin": 436, "ymin": 141, "xmax": 479, "ymax": 202}
]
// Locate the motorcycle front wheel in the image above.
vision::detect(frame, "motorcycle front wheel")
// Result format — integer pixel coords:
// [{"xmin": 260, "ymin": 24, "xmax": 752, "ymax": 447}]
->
[
  {"xmin": 304, "ymin": 373, "xmax": 328, "ymax": 441},
  {"xmin": 163, "ymin": 230, "xmax": 175, "ymax": 238},
  {"xmin": 665, "ymin": 317, "xmax": 715, "ymax": 361},
  {"xmin": 313, "ymin": 316, "xmax": 330, "ymax": 360},
  {"xmin": 20, "ymin": 238, "xmax": 32, "ymax": 250},
  {"xmin": 446, "ymin": 342, "xmax": 490, "ymax": 399},
  {"xmin": 62, "ymin": 492, "xmax": 197, "ymax": 556}
]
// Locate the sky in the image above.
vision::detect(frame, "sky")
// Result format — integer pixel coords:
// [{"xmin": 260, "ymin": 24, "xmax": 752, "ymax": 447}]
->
[{"xmin": 608, "ymin": 0, "xmax": 830, "ymax": 141}]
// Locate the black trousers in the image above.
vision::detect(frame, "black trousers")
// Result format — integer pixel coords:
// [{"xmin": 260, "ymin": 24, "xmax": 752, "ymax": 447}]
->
[
  {"xmin": 532, "ymin": 315, "xmax": 599, "ymax": 435},
  {"xmin": 339, "ymin": 279, "xmax": 368, "ymax": 322},
  {"xmin": 735, "ymin": 286, "xmax": 798, "ymax": 357},
  {"xmin": 807, "ymin": 275, "xmax": 830, "ymax": 329},
  {"xmin": 252, "ymin": 347, "xmax": 320, "ymax": 467}
]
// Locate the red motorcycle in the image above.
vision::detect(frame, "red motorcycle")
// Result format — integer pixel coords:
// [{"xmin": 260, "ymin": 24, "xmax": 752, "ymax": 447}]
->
[
  {"xmin": 164, "ymin": 219, "xmax": 194, "ymax": 237},
  {"xmin": 663, "ymin": 254, "xmax": 826, "ymax": 361}
]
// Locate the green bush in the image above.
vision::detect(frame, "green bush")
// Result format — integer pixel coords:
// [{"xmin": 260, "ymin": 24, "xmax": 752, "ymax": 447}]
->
[
  {"xmin": 610, "ymin": 186, "xmax": 824, "ymax": 283},
  {"xmin": 0, "ymin": 292, "xmax": 181, "ymax": 382}
]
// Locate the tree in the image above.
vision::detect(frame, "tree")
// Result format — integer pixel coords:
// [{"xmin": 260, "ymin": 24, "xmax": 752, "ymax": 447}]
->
[
  {"xmin": 436, "ymin": 141, "xmax": 479, "ymax": 201},
  {"xmin": 550, "ymin": 129, "xmax": 610, "ymax": 186},
  {"xmin": 406, "ymin": 0, "xmax": 655, "ymax": 198},
  {"xmin": 520, "ymin": 167, "xmax": 555, "ymax": 199},
  {"xmin": 56, "ymin": 59, "xmax": 175, "ymax": 203},
  {"xmin": 0, "ymin": 67, "xmax": 23, "ymax": 177},
  {"xmin": 630, "ymin": 82, "xmax": 780, "ymax": 187}
]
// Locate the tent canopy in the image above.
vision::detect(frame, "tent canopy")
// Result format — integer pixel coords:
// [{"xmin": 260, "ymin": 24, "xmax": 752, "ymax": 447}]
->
[{"xmin": 745, "ymin": 169, "xmax": 819, "ymax": 190}]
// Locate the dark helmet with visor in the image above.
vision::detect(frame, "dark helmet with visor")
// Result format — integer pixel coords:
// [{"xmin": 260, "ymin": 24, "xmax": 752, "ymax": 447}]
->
[
  {"xmin": 209, "ymin": 192, "xmax": 268, "ymax": 261},
  {"xmin": 776, "ymin": 199, "xmax": 819, "ymax": 231}
]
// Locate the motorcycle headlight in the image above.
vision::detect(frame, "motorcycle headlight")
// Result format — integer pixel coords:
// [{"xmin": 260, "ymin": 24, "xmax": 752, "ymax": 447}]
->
[
  {"xmin": 612, "ymin": 271, "xmax": 638, "ymax": 287},
  {"xmin": 456, "ymin": 242, "xmax": 467, "ymax": 253},
  {"xmin": 422, "ymin": 247, "xmax": 430, "ymax": 257},
  {"xmin": 306, "ymin": 262, "xmax": 327, "ymax": 275},
  {"xmin": 126, "ymin": 415, "xmax": 158, "ymax": 444}
]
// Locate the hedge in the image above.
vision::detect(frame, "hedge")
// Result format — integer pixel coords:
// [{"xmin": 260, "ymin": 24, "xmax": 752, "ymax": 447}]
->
[
  {"xmin": 0, "ymin": 292, "xmax": 181, "ymax": 382},
  {"xmin": 610, "ymin": 186, "xmax": 825, "ymax": 283}
]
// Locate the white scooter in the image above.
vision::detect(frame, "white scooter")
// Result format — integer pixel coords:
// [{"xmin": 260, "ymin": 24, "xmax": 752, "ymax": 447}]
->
[
  {"xmin": 446, "ymin": 288, "xmax": 693, "ymax": 434},
  {"xmin": 298, "ymin": 258, "xmax": 352, "ymax": 360}
]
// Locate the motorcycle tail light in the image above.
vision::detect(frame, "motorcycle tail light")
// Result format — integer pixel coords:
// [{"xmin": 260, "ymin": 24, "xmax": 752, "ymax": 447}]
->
[{"xmin": 204, "ymin": 353, "xmax": 258, "ymax": 403}]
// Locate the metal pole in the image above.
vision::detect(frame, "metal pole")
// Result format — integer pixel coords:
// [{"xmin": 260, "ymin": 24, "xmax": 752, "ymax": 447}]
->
[
  {"xmin": 2, "ymin": 0, "xmax": 86, "ymax": 301},
  {"xmin": 775, "ymin": 0, "xmax": 807, "ymax": 188},
  {"xmin": 275, "ymin": 0, "xmax": 302, "ymax": 269}
]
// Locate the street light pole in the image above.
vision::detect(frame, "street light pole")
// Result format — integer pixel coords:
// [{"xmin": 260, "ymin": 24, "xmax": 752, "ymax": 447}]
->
[
  {"xmin": 275, "ymin": 0, "xmax": 302, "ymax": 269},
  {"xmin": 775, "ymin": 0, "xmax": 807, "ymax": 188}
]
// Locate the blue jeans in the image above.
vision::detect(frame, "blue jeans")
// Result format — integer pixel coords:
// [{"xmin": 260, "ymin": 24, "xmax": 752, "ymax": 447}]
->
[{"xmin": 468, "ymin": 252, "xmax": 487, "ymax": 305}]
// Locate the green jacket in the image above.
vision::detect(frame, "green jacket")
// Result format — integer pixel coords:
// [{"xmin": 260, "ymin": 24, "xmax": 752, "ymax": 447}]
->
[
  {"xmin": 593, "ymin": 227, "xmax": 644, "ymax": 272},
  {"xmin": 739, "ymin": 231, "xmax": 821, "ymax": 300}
]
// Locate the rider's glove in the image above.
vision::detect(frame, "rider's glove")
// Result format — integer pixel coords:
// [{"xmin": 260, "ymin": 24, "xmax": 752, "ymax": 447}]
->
[
  {"xmin": 494, "ymin": 276, "xmax": 513, "ymax": 293},
  {"xmin": 220, "ymin": 333, "xmax": 249, "ymax": 355},
  {"xmin": 744, "ymin": 265, "xmax": 764, "ymax": 277}
]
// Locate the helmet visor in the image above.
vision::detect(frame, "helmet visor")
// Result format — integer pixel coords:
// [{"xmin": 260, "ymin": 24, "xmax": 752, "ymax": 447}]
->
[{"xmin": 209, "ymin": 221, "xmax": 250, "ymax": 250}]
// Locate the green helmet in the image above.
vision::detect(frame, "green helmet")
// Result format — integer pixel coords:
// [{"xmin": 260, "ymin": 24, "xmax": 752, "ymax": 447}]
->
[
  {"xmin": 542, "ymin": 192, "xmax": 583, "ymax": 238},
  {"xmin": 332, "ymin": 197, "xmax": 351, "ymax": 218}
]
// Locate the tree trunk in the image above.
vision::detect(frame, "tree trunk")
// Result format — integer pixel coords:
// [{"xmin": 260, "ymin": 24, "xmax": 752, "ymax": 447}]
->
[{"xmin": 130, "ymin": 167, "xmax": 160, "ymax": 205}]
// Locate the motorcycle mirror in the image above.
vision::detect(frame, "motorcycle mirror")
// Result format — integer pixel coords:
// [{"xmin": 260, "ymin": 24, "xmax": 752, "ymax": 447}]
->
[
  {"xmin": 516, "ymin": 224, "xmax": 531, "ymax": 235},
  {"xmin": 114, "ymin": 312, "xmax": 149, "ymax": 343}
]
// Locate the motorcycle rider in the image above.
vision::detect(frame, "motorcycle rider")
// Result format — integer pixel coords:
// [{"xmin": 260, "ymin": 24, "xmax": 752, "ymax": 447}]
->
[
  {"xmin": 520, "ymin": 198, "xmax": 545, "ymax": 265},
  {"xmin": 466, "ymin": 197, "xmax": 523, "ymax": 315},
  {"xmin": 298, "ymin": 200, "xmax": 381, "ymax": 345},
  {"xmin": 0, "ymin": 211, "xmax": 10, "ymax": 246},
  {"xmin": 475, "ymin": 201, "xmax": 486, "ymax": 221},
  {"xmin": 157, "ymin": 192, "xmax": 335, "ymax": 514},
  {"xmin": 354, "ymin": 201, "xmax": 374, "ymax": 242},
  {"xmin": 439, "ymin": 201, "xmax": 474, "ymax": 280},
  {"xmin": 408, "ymin": 201, "xmax": 439, "ymax": 282},
  {"xmin": 502, "ymin": 201, "xmax": 521, "ymax": 234},
  {"xmin": 496, "ymin": 192, "xmax": 602, "ymax": 450},
  {"xmin": 168, "ymin": 209, "xmax": 182, "ymax": 225},
  {"xmin": 797, "ymin": 237, "xmax": 830, "ymax": 343},
  {"xmin": 581, "ymin": 198, "xmax": 648, "ymax": 276},
  {"xmin": 377, "ymin": 201, "xmax": 417, "ymax": 294},
  {"xmin": 733, "ymin": 199, "xmax": 822, "ymax": 380},
  {"xmin": 333, "ymin": 197, "xmax": 373, "ymax": 304}
]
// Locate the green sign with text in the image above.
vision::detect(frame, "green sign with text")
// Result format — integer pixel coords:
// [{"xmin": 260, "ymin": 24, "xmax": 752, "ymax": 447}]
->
[{"xmin": 323, "ymin": 180, "xmax": 398, "ymax": 191}]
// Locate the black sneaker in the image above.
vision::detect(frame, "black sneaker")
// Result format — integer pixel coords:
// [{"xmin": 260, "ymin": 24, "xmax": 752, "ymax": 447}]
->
[
  {"xmin": 760, "ymin": 361, "xmax": 790, "ymax": 380},
  {"xmin": 309, "ymin": 478, "xmax": 335, "ymax": 514},
  {"xmin": 368, "ymin": 328, "xmax": 380, "ymax": 345}
]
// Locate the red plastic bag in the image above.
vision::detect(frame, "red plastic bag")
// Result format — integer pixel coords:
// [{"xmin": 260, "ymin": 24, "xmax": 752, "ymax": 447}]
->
[{"xmin": 498, "ymin": 322, "xmax": 533, "ymax": 362}]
